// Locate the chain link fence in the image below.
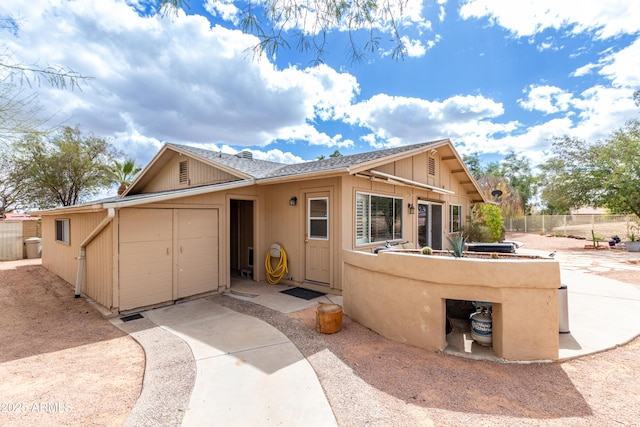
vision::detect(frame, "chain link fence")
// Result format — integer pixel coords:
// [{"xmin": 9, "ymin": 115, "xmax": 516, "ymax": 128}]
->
[{"xmin": 504, "ymin": 214, "xmax": 640, "ymax": 240}]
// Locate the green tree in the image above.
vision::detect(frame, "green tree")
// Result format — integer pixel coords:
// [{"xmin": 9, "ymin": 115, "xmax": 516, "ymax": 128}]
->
[
  {"xmin": 110, "ymin": 158, "xmax": 142, "ymax": 195},
  {"xmin": 538, "ymin": 157, "xmax": 572, "ymax": 214},
  {"xmin": 463, "ymin": 152, "xmax": 533, "ymax": 218},
  {"xmin": 12, "ymin": 126, "xmax": 118, "ymax": 208},
  {"xmin": 462, "ymin": 153, "xmax": 483, "ymax": 178},
  {"xmin": 500, "ymin": 151, "xmax": 537, "ymax": 215},
  {"xmin": 540, "ymin": 120, "xmax": 640, "ymax": 218},
  {"xmin": 161, "ymin": 0, "xmax": 410, "ymax": 64},
  {"xmin": 0, "ymin": 143, "xmax": 32, "ymax": 217}
]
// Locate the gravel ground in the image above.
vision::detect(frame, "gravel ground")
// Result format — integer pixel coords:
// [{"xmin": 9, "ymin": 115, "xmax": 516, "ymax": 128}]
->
[
  {"xmin": 0, "ymin": 260, "xmax": 144, "ymax": 427},
  {"xmin": 3, "ymin": 233, "xmax": 639, "ymax": 426},
  {"xmin": 219, "ymin": 232, "xmax": 640, "ymax": 426}
]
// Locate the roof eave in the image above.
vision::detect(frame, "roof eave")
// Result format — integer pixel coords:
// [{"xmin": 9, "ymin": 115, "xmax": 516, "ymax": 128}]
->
[
  {"xmin": 104, "ymin": 179, "xmax": 255, "ymax": 209},
  {"xmin": 33, "ymin": 204, "xmax": 107, "ymax": 216},
  {"xmin": 256, "ymin": 168, "xmax": 348, "ymax": 184},
  {"xmin": 348, "ymin": 139, "xmax": 450, "ymax": 175},
  {"xmin": 167, "ymin": 144, "xmax": 254, "ymax": 180}
]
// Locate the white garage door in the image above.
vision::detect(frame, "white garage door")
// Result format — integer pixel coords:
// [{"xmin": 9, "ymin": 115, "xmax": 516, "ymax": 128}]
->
[{"xmin": 119, "ymin": 208, "xmax": 219, "ymax": 311}]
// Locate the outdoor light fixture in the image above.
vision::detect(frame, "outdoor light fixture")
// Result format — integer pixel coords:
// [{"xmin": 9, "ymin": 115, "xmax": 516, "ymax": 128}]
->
[
  {"xmin": 289, "ymin": 196, "xmax": 297, "ymax": 206},
  {"xmin": 408, "ymin": 203, "xmax": 415, "ymax": 214}
]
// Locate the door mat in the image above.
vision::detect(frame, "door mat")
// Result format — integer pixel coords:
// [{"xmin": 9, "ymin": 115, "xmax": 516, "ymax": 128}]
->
[{"xmin": 280, "ymin": 287, "xmax": 326, "ymax": 300}]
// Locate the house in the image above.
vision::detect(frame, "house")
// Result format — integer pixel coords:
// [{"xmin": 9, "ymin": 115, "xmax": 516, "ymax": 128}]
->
[{"xmin": 35, "ymin": 139, "xmax": 486, "ymax": 313}]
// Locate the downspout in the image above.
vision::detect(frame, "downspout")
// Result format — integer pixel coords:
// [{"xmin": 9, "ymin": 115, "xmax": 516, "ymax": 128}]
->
[{"xmin": 75, "ymin": 207, "xmax": 115, "ymax": 298}]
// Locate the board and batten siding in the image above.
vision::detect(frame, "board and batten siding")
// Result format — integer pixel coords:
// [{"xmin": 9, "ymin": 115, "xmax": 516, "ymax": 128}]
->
[
  {"xmin": 84, "ymin": 222, "xmax": 113, "ymax": 309},
  {"xmin": 141, "ymin": 153, "xmax": 239, "ymax": 193},
  {"xmin": 41, "ymin": 212, "xmax": 114, "ymax": 307}
]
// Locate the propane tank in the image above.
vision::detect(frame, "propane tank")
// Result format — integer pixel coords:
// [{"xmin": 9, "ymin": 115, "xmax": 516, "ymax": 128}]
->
[{"xmin": 470, "ymin": 308, "xmax": 492, "ymax": 346}]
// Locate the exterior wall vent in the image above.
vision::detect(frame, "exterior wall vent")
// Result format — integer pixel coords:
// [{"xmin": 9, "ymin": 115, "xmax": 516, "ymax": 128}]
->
[
  {"xmin": 236, "ymin": 151, "xmax": 253, "ymax": 160},
  {"xmin": 179, "ymin": 160, "xmax": 189, "ymax": 184},
  {"xmin": 428, "ymin": 157, "xmax": 436, "ymax": 176}
]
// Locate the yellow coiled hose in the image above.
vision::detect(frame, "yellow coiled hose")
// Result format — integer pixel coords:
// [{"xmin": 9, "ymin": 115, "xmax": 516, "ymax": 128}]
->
[{"xmin": 265, "ymin": 246, "xmax": 288, "ymax": 284}]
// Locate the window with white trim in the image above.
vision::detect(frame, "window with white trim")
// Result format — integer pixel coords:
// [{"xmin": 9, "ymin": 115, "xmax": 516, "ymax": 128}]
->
[
  {"xmin": 56, "ymin": 219, "xmax": 70, "ymax": 244},
  {"xmin": 356, "ymin": 193, "xmax": 403, "ymax": 244},
  {"xmin": 308, "ymin": 197, "xmax": 329, "ymax": 240},
  {"xmin": 450, "ymin": 204, "xmax": 462, "ymax": 233}
]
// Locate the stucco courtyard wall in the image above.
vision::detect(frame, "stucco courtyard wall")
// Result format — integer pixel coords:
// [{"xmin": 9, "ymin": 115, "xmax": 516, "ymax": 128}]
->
[{"xmin": 342, "ymin": 250, "xmax": 561, "ymax": 361}]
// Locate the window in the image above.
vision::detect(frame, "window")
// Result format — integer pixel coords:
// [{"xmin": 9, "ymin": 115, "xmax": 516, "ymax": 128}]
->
[
  {"xmin": 450, "ymin": 204, "xmax": 462, "ymax": 233},
  {"xmin": 55, "ymin": 219, "xmax": 70, "ymax": 244},
  {"xmin": 308, "ymin": 197, "xmax": 329, "ymax": 239},
  {"xmin": 356, "ymin": 193, "xmax": 403, "ymax": 245}
]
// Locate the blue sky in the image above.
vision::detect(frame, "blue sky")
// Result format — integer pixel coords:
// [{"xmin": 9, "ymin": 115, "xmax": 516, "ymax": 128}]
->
[{"xmin": 2, "ymin": 0, "xmax": 639, "ymax": 169}]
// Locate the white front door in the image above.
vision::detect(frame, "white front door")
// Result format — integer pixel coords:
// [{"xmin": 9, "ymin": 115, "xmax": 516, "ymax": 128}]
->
[{"xmin": 305, "ymin": 193, "xmax": 330, "ymax": 284}]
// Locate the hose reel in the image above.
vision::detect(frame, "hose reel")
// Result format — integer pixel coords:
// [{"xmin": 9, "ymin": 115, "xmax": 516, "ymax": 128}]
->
[{"xmin": 265, "ymin": 243, "xmax": 288, "ymax": 284}]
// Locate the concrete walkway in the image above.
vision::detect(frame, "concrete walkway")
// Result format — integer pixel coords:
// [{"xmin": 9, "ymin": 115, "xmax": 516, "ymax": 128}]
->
[
  {"xmin": 117, "ymin": 252, "xmax": 640, "ymax": 424},
  {"xmin": 134, "ymin": 296, "xmax": 337, "ymax": 426},
  {"xmin": 559, "ymin": 270, "xmax": 640, "ymax": 359}
]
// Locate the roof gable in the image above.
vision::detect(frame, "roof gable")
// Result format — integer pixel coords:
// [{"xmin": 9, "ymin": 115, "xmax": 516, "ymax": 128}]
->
[{"xmin": 123, "ymin": 139, "xmax": 486, "ymax": 203}]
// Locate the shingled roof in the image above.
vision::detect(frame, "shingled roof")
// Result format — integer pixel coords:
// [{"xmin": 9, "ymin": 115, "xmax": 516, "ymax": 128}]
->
[{"xmin": 169, "ymin": 140, "xmax": 446, "ymax": 180}]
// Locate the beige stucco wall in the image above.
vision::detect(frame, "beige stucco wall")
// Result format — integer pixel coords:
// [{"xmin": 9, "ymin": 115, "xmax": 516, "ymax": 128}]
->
[{"xmin": 343, "ymin": 250, "xmax": 561, "ymax": 361}]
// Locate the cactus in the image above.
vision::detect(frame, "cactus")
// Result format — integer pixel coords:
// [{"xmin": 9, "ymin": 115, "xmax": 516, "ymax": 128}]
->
[
  {"xmin": 421, "ymin": 246, "xmax": 433, "ymax": 255},
  {"xmin": 490, "ymin": 252, "xmax": 500, "ymax": 259},
  {"xmin": 446, "ymin": 234, "xmax": 467, "ymax": 258}
]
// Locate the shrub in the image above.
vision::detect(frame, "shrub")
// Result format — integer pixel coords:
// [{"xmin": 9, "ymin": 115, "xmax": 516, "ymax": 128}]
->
[
  {"xmin": 466, "ymin": 205, "xmax": 505, "ymax": 242},
  {"xmin": 462, "ymin": 220, "xmax": 492, "ymax": 243}
]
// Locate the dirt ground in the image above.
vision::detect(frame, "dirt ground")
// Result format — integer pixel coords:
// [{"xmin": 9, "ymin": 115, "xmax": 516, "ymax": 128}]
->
[
  {"xmin": 2, "ymin": 232, "xmax": 639, "ymax": 426},
  {"xmin": 0, "ymin": 259, "xmax": 144, "ymax": 427},
  {"xmin": 289, "ymin": 232, "xmax": 640, "ymax": 426}
]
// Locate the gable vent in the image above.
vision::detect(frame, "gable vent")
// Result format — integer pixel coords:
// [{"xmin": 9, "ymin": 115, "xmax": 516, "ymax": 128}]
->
[
  {"xmin": 428, "ymin": 157, "xmax": 436, "ymax": 176},
  {"xmin": 179, "ymin": 160, "xmax": 189, "ymax": 184},
  {"xmin": 236, "ymin": 151, "xmax": 253, "ymax": 160}
]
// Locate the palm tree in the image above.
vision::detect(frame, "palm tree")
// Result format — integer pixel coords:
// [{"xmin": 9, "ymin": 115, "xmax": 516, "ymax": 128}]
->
[{"xmin": 110, "ymin": 158, "xmax": 142, "ymax": 196}]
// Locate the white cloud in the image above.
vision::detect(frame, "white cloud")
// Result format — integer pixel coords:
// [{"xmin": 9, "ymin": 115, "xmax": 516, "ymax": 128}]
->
[
  {"xmin": 598, "ymin": 37, "xmax": 640, "ymax": 87},
  {"xmin": 0, "ymin": 0, "xmax": 359, "ymax": 164},
  {"xmin": 459, "ymin": 0, "xmax": 640, "ymax": 39},
  {"xmin": 518, "ymin": 85, "xmax": 574, "ymax": 114},
  {"xmin": 487, "ymin": 84, "xmax": 637, "ymax": 164},
  {"xmin": 204, "ymin": 0, "xmax": 241, "ymax": 25},
  {"xmin": 572, "ymin": 63, "xmax": 598, "ymax": 77},
  {"xmin": 345, "ymin": 93, "xmax": 519, "ymax": 149},
  {"xmin": 401, "ymin": 37, "xmax": 427, "ymax": 57}
]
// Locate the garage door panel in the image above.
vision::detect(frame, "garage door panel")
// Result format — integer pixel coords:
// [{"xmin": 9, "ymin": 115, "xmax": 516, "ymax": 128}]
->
[
  {"xmin": 177, "ymin": 209, "xmax": 219, "ymax": 298},
  {"xmin": 178, "ymin": 209, "xmax": 219, "ymax": 239},
  {"xmin": 119, "ymin": 208, "xmax": 220, "ymax": 310},
  {"xmin": 120, "ymin": 209, "xmax": 173, "ymax": 243},
  {"xmin": 119, "ymin": 209, "xmax": 173, "ymax": 311}
]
